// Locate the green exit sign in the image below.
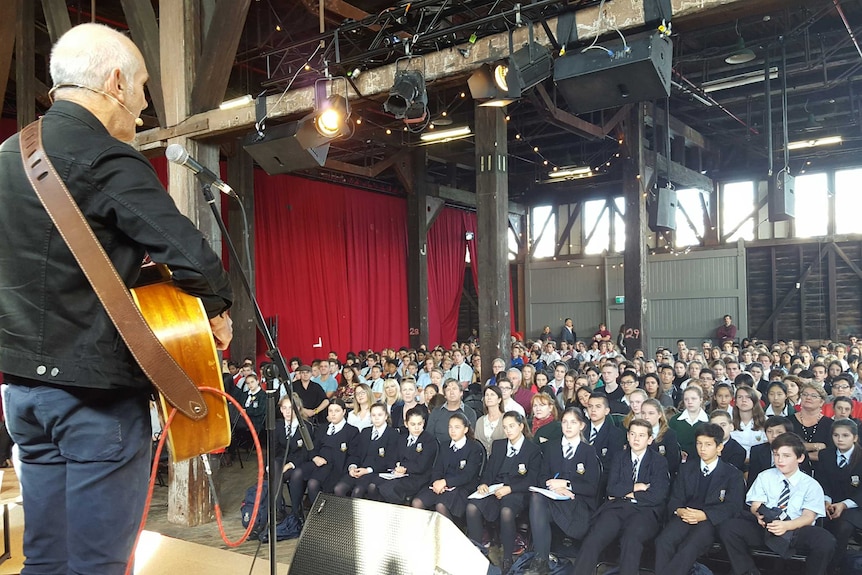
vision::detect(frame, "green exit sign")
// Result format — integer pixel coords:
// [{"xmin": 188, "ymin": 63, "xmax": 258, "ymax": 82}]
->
[{"xmin": 614, "ymin": 296, "xmax": 625, "ymax": 304}]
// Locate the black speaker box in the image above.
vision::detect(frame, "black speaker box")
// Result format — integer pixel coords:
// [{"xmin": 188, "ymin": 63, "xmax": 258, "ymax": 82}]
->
[
  {"xmin": 288, "ymin": 495, "xmax": 491, "ymax": 575},
  {"xmin": 553, "ymin": 31, "xmax": 672, "ymax": 114},
  {"xmin": 242, "ymin": 121, "xmax": 329, "ymax": 175},
  {"xmin": 649, "ymin": 187, "xmax": 677, "ymax": 232},
  {"xmin": 768, "ymin": 171, "xmax": 795, "ymax": 221}
]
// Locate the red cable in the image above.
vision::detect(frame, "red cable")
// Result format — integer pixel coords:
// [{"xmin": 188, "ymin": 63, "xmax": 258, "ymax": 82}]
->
[{"xmin": 124, "ymin": 387, "xmax": 266, "ymax": 575}]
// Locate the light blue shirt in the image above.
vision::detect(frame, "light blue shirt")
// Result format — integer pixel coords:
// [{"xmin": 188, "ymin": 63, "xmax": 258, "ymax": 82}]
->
[
  {"xmin": 445, "ymin": 363, "xmax": 473, "ymax": 384},
  {"xmin": 312, "ymin": 375, "xmax": 338, "ymax": 394},
  {"xmin": 416, "ymin": 371, "xmax": 431, "ymax": 389},
  {"xmin": 746, "ymin": 467, "xmax": 826, "ymax": 522}
]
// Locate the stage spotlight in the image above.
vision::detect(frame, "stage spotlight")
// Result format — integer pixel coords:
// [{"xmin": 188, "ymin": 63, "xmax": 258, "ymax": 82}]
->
[
  {"xmin": 314, "ymin": 94, "xmax": 349, "ymax": 138},
  {"xmin": 468, "ymin": 41, "xmax": 552, "ymax": 107},
  {"xmin": 384, "ymin": 69, "xmax": 428, "ymax": 122}
]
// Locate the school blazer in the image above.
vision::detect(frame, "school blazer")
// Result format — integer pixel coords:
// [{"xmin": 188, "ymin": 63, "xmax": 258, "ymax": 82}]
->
[
  {"xmin": 394, "ymin": 431, "xmax": 439, "ymax": 477},
  {"xmin": 432, "ymin": 439, "xmax": 484, "ymax": 489},
  {"xmin": 667, "ymin": 458, "xmax": 745, "ymax": 526},
  {"xmin": 351, "ymin": 425, "xmax": 401, "ymax": 472},
  {"xmin": 650, "ymin": 428, "xmax": 682, "ymax": 478},
  {"xmin": 481, "ymin": 438, "xmax": 543, "ymax": 493},
  {"xmin": 272, "ymin": 422, "xmax": 310, "ymax": 469},
  {"xmin": 720, "ymin": 438, "xmax": 747, "ymax": 473},
  {"xmin": 539, "ymin": 441, "xmax": 601, "ymax": 507},
  {"xmin": 606, "ymin": 447, "xmax": 670, "ymax": 514},
  {"xmin": 589, "ymin": 421, "xmax": 627, "ymax": 467},
  {"xmin": 312, "ymin": 422, "xmax": 361, "ymax": 473},
  {"xmin": 815, "ymin": 447, "xmax": 862, "ymax": 513}
]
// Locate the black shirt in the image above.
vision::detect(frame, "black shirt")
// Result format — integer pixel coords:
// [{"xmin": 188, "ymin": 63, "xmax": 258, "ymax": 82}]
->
[{"xmin": 295, "ymin": 380, "xmax": 329, "ymax": 425}]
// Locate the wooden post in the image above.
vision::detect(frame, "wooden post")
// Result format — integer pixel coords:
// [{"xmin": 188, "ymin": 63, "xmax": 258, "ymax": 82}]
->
[
  {"xmin": 622, "ymin": 104, "xmax": 648, "ymax": 353},
  {"xmin": 226, "ymin": 144, "xmax": 257, "ymax": 360},
  {"xmin": 406, "ymin": 148, "xmax": 430, "ymax": 349},
  {"xmin": 15, "ymin": 0, "xmax": 35, "ymax": 128},
  {"xmin": 475, "ymin": 104, "xmax": 511, "ymax": 371}
]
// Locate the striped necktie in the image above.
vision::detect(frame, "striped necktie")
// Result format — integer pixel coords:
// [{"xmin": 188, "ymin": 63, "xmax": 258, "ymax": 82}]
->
[
  {"xmin": 632, "ymin": 457, "xmax": 639, "ymax": 482},
  {"xmin": 777, "ymin": 479, "xmax": 790, "ymax": 510},
  {"xmin": 839, "ymin": 454, "xmax": 848, "ymax": 468},
  {"xmin": 372, "ymin": 429, "xmax": 379, "ymax": 441},
  {"xmin": 508, "ymin": 445, "xmax": 517, "ymax": 458},
  {"xmin": 407, "ymin": 436, "xmax": 416, "ymax": 447},
  {"xmin": 589, "ymin": 427, "xmax": 598, "ymax": 445},
  {"xmin": 328, "ymin": 424, "xmax": 335, "ymax": 435},
  {"xmin": 564, "ymin": 443, "xmax": 575, "ymax": 460}
]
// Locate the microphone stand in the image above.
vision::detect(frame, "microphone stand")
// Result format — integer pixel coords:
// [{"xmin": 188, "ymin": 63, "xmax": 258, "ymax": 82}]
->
[{"xmin": 198, "ymin": 182, "xmax": 312, "ymax": 575}]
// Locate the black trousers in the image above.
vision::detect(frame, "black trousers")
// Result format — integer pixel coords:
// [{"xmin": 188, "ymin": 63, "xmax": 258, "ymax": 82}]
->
[
  {"xmin": 571, "ymin": 502, "xmax": 660, "ymax": 575},
  {"xmin": 654, "ymin": 516, "xmax": 717, "ymax": 575},
  {"xmin": 717, "ymin": 514, "xmax": 835, "ymax": 575}
]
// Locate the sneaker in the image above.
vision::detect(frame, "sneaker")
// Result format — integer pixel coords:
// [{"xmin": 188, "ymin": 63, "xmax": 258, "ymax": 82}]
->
[{"xmin": 512, "ymin": 533, "xmax": 527, "ymax": 556}]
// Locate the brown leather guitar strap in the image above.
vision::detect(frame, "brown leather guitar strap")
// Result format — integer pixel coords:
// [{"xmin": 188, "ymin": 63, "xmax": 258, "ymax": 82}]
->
[{"xmin": 19, "ymin": 119, "xmax": 207, "ymax": 420}]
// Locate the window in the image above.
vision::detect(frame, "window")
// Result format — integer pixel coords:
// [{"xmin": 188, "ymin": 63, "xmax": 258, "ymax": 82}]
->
[
  {"xmin": 508, "ymin": 228, "xmax": 518, "ymax": 261},
  {"xmin": 584, "ymin": 199, "xmax": 610, "ymax": 254},
  {"xmin": 531, "ymin": 205, "xmax": 555, "ymax": 258},
  {"xmin": 835, "ymin": 168, "xmax": 862, "ymax": 235},
  {"xmin": 793, "ymin": 173, "xmax": 828, "ymax": 238},
  {"xmin": 675, "ymin": 188, "xmax": 707, "ymax": 247},
  {"xmin": 613, "ymin": 197, "xmax": 626, "ymax": 253},
  {"xmin": 722, "ymin": 181, "xmax": 754, "ymax": 242}
]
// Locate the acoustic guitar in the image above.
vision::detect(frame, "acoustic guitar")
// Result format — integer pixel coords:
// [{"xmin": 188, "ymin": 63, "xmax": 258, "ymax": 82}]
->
[{"xmin": 130, "ymin": 264, "xmax": 231, "ymax": 462}]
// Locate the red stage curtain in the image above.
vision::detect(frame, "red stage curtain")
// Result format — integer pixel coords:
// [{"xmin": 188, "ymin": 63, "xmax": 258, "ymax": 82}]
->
[
  {"xmin": 252, "ymin": 174, "xmax": 408, "ymax": 361},
  {"xmin": 427, "ymin": 208, "xmax": 472, "ymax": 348}
]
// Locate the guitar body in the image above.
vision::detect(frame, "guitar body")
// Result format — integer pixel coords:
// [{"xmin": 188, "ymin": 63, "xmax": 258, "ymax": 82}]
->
[{"xmin": 131, "ymin": 277, "xmax": 231, "ymax": 462}]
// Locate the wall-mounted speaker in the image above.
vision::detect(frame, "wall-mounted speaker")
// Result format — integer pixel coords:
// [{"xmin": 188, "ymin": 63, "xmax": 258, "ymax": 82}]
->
[
  {"xmin": 648, "ymin": 187, "xmax": 677, "ymax": 232},
  {"xmin": 768, "ymin": 171, "xmax": 795, "ymax": 221},
  {"xmin": 242, "ymin": 121, "xmax": 329, "ymax": 175},
  {"xmin": 288, "ymin": 495, "xmax": 491, "ymax": 575}
]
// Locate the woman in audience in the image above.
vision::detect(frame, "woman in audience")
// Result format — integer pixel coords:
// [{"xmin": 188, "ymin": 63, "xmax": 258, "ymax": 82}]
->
[
  {"xmin": 522, "ymin": 363, "xmax": 537, "ymax": 394},
  {"xmin": 641, "ymin": 398, "xmax": 681, "ymax": 476},
  {"xmin": 412, "ymin": 412, "xmax": 484, "ymax": 520},
  {"xmin": 377, "ymin": 407, "xmax": 439, "ymax": 504},
  {"xmin": 730, "ymin": 385, "xmax": 767, "ymax": 457},
  {"xmin": 673, "ymin": 361, "xmax": 688, "ymax": 388},
  {"xmin": 643, "ymin": 372, "xmax": 673, "ymax": 408},
  {"xmin": 475, "ymin": 385, "xmax": 506, "ymax": 454},
  {"xmin": 815, "ymin": 418, "xmax": 862, "ymax": 572},
  {"xmin": 528, "ymin": 407, "xmax": 600, "ymax": 573},
  {"xmin": 333, "ymin": 402, "xmax": 400, "ymax": 499},
  {"xmin": 273, "ymin": 394, "xmax": 310, "ymax": 515},
  {"xmin": 466, "ymin": 411, "xmax": 541, "ymax": 572},
  {"xmin": 791, "ymin": 381, "xmax": 833, "ymax": 462},
  {"xmin": 422, "ymin": 383, "xmax": 439, "ymax": 405},
  {"xmin": 382, "ymin": 378, "xmax": 403, "ymax": 419},
  {"xmin": 334, "ymin": 365, "xmax": 360, "ymax": 404},
  {"xmin": 288, "ymin": 399, "xmax": 360, "ymax": 512},
  {"xmin": 347, "ymin": 384, "xmax": 374, "ymax": 431},
  {"xmin": 668, "ymin": 384, "xmax": 709, "ymax": 457},
  {"xmin": 764, "ymin": 381, "xmax": 793, "ymax": 416},
  {"xmin": 395, "ymin": 378, "xmax": 425, "ymax": 432},
  {"xmin": 531, "ymin": 392, "xmax": 562, "ymax": 445}
]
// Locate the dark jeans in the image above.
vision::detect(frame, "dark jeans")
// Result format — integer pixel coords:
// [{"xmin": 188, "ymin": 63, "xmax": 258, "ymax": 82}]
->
[{"xmin": 3, "ymin": 383, "xmax": 151, "ymax": 575}]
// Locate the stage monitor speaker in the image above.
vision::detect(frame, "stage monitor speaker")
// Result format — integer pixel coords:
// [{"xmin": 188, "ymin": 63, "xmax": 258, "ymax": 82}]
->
[
  {"xmin": 648, "ymin": 187, "xmax": 677, "ymax": 232},
  {"xmin": 553, "ymin": 31, "xmax": 672, "ymax": 114},
  {"xmin": 242, "ymin": 121, "xmax": 329, "ymax": 175},
  {"xmin": 768, "ymin": 171, "xmax": 795, "ymax": 221},
  {"xmin": 288, "ymin": 495, "xmax": 491, "ymax": 575}
]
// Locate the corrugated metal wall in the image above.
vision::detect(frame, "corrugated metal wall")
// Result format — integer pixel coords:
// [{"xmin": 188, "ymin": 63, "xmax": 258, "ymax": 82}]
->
[{"xmin": 526, "ymin": 243, "xmax": 748, "ymax": 353}]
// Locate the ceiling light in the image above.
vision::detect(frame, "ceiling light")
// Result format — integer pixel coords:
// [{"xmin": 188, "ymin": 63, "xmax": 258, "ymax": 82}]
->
[
  {"xmin": 313, "ymin": 94, "xmax": 349, "ymax": 138},
  {"xmin": 384, "ymin": 68, "xmax": 428, "ymax": 122},
  {"xmin": 787, "ymin": 136, "xmax": 842, "ymax": 150},
  {"xmin": 419, "ymin": 125, "xmax": 471, "ymax": 143},
  {"xmin": 468, "ymin": 41, "xmax": 552, "ymax": 107},
  {"xmin": 726, "ymin": 35, "xmax": 756, "ymax": 65},
  {"xmin": 702, "ymin": 67, "xmax": 778, "ymax": 93},
  {"xmin": 219, "ymin": 94, "xmax": 253, "ymax": 110},
  {"xmin": 548, "ymin": 166, "xmax": 593, "ymax": 178}
]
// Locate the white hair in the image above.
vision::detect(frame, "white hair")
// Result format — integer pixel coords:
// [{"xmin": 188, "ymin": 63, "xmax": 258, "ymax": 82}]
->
[{"xmin": 50, "ymin": 23, "xmax": 140, "ymax": 91}]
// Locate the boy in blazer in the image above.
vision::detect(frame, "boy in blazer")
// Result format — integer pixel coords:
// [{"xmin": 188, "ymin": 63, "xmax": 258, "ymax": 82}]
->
[
  {"xmin": 814, "ymin": 418, "xmax": 862, "ymax": 572},
  {"xmin": 655, "ymin": 423, "xmax": 745, "ymax": 575},
  {"xmin": 710, "ymin": 410, "xmax": 747, "ymax": 472},
  {"xmin": 571, "ymin": 419, "xmax": 670, "ymax": 575},
  {"xmin": 586, "ymin": 393, "xmax": 626, "ymax": 473}
]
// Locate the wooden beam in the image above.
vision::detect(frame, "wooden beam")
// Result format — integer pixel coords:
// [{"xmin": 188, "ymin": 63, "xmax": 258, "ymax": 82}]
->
[
  {"xmin": 190, "ymin": 0, "xmax": 252, "ymax": 114},
  {"xmin": 407, "ymin": 148, "xmax": 430, "ymax": 348},
  {"xmin": 226, "ymin": 145, "xmax": 256, "ymax": 362},
  {"xmin": 752, "ymin": 244, "xmax": 829, "ymax": 338},
  {"xmin": 0, "ymin": 1, "xmax": 14, "ymax": 108},
  {"xmin": 646, "ymin": 103, "xmax": 710, "ymax": 151},
  {"xmin": 15, "ymin": 0, "xmax": 35, "ymax": 128},
  {"xmin": 721, "ymin": 194, "xmax": 768, "ymax": 243},
  {"xmin": 323, "ymin": 149, "xmax": 406, "ymax": 179},
  {"xmin": 644, "ymin": 150, "xmax": 713, "ymax": 191},
  {"xmin": 623, "ymin": 104, "xmax": 648, "ymax": 353},
  {"xmin": 433, "ymin": 184, "xmax": 526, "ymax": 215},
  {"xmin": 134, "ymin": 0, "xmax": 753, "ymax": 144},
  {"xmin": 121, "ymin": 0, "xmax": 167, "ymax": 126},
  {"xmin": 40, "ymin": 0, "xmax": 71, "ymax": 42},
  {"xmin": 830, "ymin": 242, "xmax": 862, "ymax": 282}
]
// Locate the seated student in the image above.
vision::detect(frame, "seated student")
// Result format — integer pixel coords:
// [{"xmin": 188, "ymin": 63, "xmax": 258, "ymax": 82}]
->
[
  {"xmin": 571, "ymin": 419, "xmax": 671, "ymax": 575},
  {"xmin": 823, "ymin": 374, "xmax": 862, "ymax": 420},
  {"xmin": 333, "ymin": 403, "xmax": 400, "ymax": 499},
  {"xmin": 654, "ymin": 424, "xmax": 746, "ymax": 575},
  {"xmin": 586, "ymin": 392, "xmax": 627, "ymax": 474},
  {"xmin": 749, "ymin": 416, "xmax": 815, "ymax": 487},
  {"xmin": 411, "ymin": 412, "xmax": 484, "ymax": 521},
  {"xmin": 466, "ymin": 411, "xmax": 542, "ymax": 573},
  {"xmin": 669, "ymin": 383, "xmax": 710, "ymax": 458},
  {"xmin": 710, "ymin": 410, "xmax": 747, "ymax": 473},
  {"xmin": 530, "ymin": 392, "xmax": 562, "ymax": 447},
  {"xmin": 765, "ymin": 381, "xmax": 794, "ymax": 417},
  {"xmin": 718, "ymin": 432, "xmax": 835, "ymax": 575},
  {"xmin": 240, "ymin": 373, "xmax": 267, "ymax": 433},
  {"xmin": 288, "ymin": 400, "xmax": 360, "ymax": 511},
  {"xmin": 273, "ymin": 394, "xmax": 311, "ymax": 516},
  {"xmin": 831, "ymin": 396, "xmax": 862, "ymax": 426},
  {"xmin": 641, "ymin": 398, "xmax": 682, "ymax": 477},
  {"xmin": 528, "ymin": 408, "xmax": 601, "ymax": 575},
  {"xmin": 377, "ymin": 407, "xmax": 439, "ymax": 505},
  {"xmin": 814, "ymin": 418, "xmax": 862, "ymax": 572}
]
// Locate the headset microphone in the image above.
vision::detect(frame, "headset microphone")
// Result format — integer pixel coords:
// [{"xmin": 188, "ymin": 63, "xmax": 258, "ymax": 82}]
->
[{"xmin": 49, "ymin": 83, "xmax": 144, "ymax": 127}]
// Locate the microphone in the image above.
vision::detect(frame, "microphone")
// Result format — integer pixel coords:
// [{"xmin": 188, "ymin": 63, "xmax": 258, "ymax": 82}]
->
[{"xmin": 165, "ymin": 144, "xmax": 237, "ymax": 198}]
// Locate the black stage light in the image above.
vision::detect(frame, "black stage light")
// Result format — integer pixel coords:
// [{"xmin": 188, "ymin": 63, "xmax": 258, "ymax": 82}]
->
[
  {"xmin": 384, "ymin": 69, "xmax": 428, "ymax": 121},
  {"xmin": 468, "ymin": 41, "xmax": 552, "ymax": 107}
]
